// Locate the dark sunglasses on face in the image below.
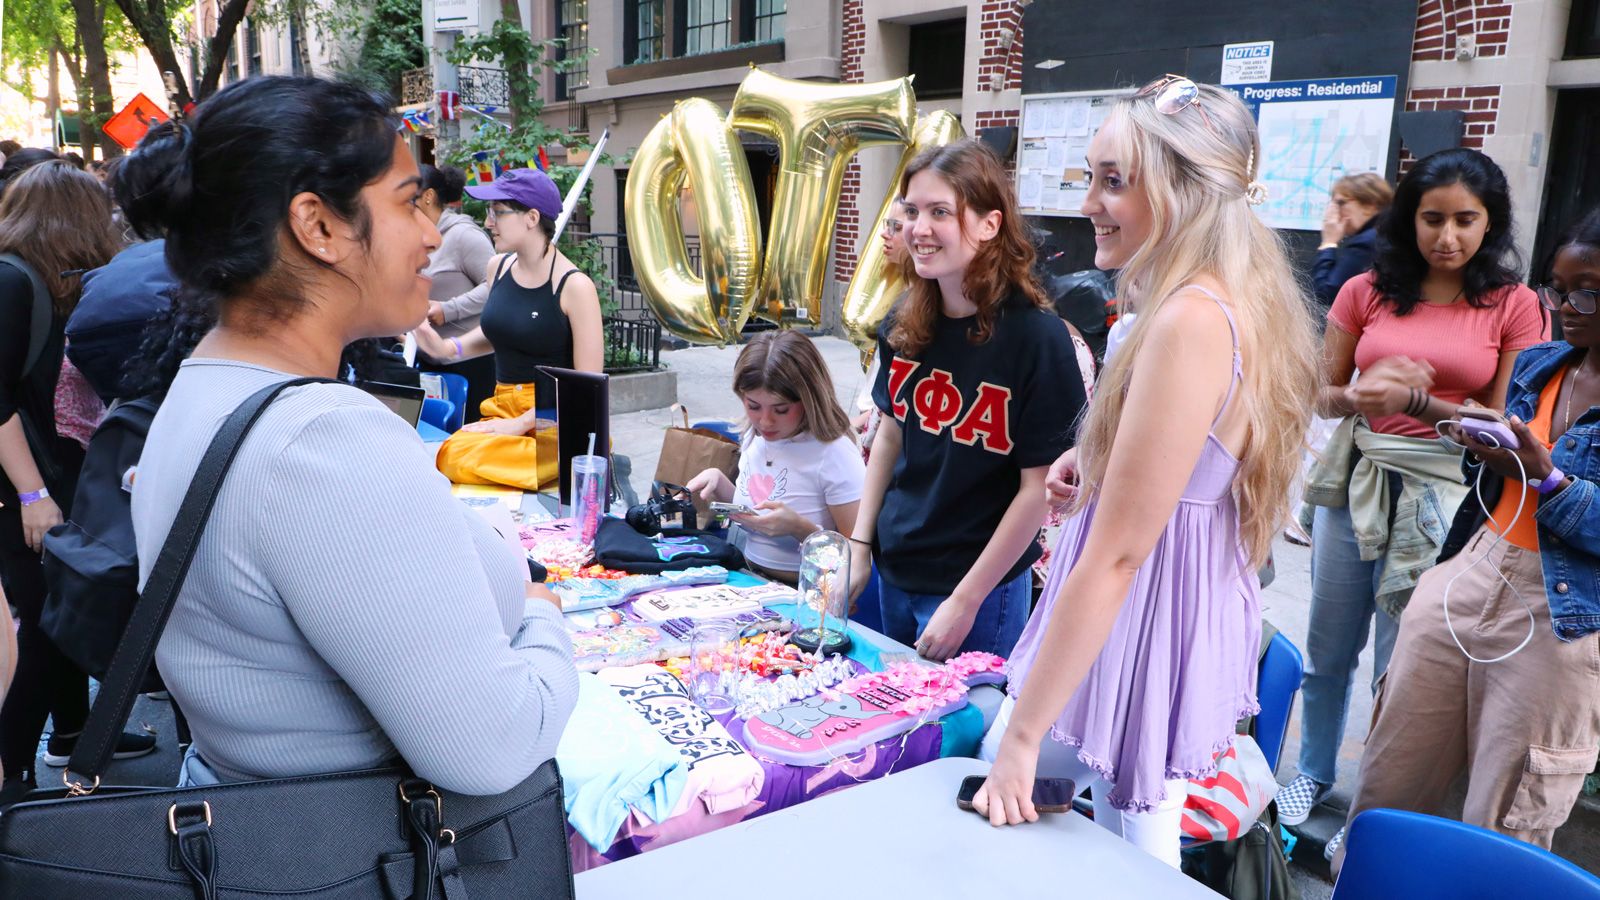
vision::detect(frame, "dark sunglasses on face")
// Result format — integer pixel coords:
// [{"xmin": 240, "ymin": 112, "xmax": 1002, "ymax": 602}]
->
[{"xmin": 1539, "ymin": 286, "xmax": 1599, "ymax": 315}]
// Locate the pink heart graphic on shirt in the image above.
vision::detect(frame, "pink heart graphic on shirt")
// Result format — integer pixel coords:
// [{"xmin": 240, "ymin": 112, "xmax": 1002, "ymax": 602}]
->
[{"xmin": 747, "ymin": 473, "xmax": 775, "ymax": 506}]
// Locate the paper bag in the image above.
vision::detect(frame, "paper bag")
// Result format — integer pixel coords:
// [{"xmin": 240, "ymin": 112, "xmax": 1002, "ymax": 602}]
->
[{"xmin": 653, "ymin": 404, "xmax": 740, "ymax": 522}]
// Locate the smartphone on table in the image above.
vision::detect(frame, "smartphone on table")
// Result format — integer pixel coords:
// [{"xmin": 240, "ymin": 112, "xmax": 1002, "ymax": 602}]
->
[{"xmin": 956, "ymin": 774, "xmax": 1076, "ymax": 814}]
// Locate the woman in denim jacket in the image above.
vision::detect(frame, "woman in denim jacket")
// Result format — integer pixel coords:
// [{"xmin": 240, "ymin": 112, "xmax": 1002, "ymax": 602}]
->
[{"xmin": 1334, "ymin": 208, "xmax": 1600, "ymax": 867}]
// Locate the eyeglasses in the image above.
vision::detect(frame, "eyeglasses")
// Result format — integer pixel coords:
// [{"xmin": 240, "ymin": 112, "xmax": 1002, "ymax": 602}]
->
[
  {"xmin": 880, "ymin": 218, "xmax": 903, "ymax": 238},
  {"xmin": 1539, "ymin": 286, "xmax": 1599, "ymax": 315},
  {"xmin": 1136, "ymin": 74, "xmax": 1215, "ymax": 133}
]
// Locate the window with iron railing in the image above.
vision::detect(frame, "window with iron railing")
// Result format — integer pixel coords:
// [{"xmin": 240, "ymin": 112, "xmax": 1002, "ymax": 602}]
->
[{"xmin": 557, "ymin": 0, "xmax": 589, "ymax": 98}]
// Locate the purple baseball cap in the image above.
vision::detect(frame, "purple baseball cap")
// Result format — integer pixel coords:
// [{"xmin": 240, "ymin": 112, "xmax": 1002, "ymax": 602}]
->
[{"xmin": 464, "ymin": 167, "xmax": 563, "ymax": 220}]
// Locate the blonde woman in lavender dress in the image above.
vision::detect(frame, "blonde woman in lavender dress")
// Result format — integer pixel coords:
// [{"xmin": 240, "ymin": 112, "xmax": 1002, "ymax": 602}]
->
[{"xmin": 974, "ymin": 77, "xmax": 1318, "ymax": 866}]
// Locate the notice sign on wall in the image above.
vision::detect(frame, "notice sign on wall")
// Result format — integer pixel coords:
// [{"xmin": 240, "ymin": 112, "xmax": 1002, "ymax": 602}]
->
[
  {"xmin": 434, "ymin": 0, "xmax": 478, "ymax": 31},
  {"xmin": 1226, "ymin": 76, "xmax": 1398, "ymax": 232},
  {"xmin": 1220, "ymin": 41, "xmax": 1274, "ymax": 85}
]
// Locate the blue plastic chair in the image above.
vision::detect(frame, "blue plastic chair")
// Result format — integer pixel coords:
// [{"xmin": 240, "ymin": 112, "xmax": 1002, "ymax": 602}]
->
[
  {"xmin": 419, "ymin": 397, "xmax": 455, "ymax": 432},
  {"xmin": 691, "ymin": 419, "xmax": 741, "ymax": 444},
  {"xmin": 1333, "ymin": 808, "xmax": 1600, "ymax": 899},
  {"xmin": 1254, "ymin": 630, "xmax": 1304, "ymax": 773},
  {"xmin": 437, "ymin": 372, "xmax": 470, "ymax": 432}
]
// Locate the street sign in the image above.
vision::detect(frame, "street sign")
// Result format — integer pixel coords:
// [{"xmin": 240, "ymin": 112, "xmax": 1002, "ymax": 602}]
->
[{"xmin": 102, "ymin": 93, "xmax": 170, "ymax": 150}]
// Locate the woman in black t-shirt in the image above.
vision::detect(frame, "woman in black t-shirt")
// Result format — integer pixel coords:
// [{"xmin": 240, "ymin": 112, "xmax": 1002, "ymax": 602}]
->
[{"xmin": 849, "ymin": 140, "xmax": 1086, "ymax": 661}]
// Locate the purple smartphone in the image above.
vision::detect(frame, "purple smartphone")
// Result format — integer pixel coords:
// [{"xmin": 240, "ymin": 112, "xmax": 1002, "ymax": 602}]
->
[{"xmin": 1458, "ymin": 416, "xmax": 1520, "ymax": 450}]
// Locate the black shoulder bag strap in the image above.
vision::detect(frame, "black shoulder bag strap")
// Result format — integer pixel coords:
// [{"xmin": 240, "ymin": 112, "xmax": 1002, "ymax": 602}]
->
[
  {"xmin": 0, "ymin": 253, "xmax": 54, "ymax": 379},
  {"xmin": 63, "ymin": 376, "xmax": 336, "ymax": 788}
]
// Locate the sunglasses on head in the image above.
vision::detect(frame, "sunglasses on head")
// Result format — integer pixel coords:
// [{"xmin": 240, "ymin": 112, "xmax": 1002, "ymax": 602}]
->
[
  {"xmin": 1136, "ymin": 74, "xmax": 1216, "ymax": 133},
  {"xmin": 1539, "ymin": 286, "xmax": 1599, "ymax": 315}
]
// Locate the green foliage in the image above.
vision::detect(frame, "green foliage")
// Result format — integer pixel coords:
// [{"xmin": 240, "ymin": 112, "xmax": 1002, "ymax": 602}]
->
[
  {"xmin": 299, "ymin": 0, "xmax": 424, "ymax": 97},
  {"xmin": 439, "ymin": 18, "xmax": 618, "ymax": 321}
]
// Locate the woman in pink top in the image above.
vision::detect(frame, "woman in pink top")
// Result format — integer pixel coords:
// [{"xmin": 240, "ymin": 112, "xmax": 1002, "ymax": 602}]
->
[{"xmin": 1278, "ymin": 149, "xmax": 1547, "ymax": 834}]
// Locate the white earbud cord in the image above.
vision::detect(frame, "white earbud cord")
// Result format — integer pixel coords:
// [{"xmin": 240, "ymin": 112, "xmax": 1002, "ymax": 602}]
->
[{"xmin": 1434, "ymin": 422, "xmax": 1537, "ymax": 664}]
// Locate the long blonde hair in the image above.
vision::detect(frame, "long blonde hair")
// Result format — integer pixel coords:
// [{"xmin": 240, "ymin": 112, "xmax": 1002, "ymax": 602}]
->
[{"xmin": 1073, "ymin": 83, "xmax": 1317, "ymax": 566}]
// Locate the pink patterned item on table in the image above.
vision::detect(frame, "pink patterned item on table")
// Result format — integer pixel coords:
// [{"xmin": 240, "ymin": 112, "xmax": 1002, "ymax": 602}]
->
[
  {"xmin": 945, "ymin": 651, "xmax": 1008, "ymax": 686},
  {"xmin": 742, "ymin": 679, "xmax": 968, "ymax": 767},
  {"xmin": 738, "ymin": 654, "xmax": 1008, "ymax": 766}
]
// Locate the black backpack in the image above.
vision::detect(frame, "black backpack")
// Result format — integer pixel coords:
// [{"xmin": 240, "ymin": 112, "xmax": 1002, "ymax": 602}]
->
[{"xmin": 39, "ymin": 396, "xmax": 160, "ymax": 683}]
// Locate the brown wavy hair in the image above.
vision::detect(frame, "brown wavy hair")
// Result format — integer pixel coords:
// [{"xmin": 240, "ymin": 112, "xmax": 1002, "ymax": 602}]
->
[
  {"xmin": 0, "ymin": 161, "xmax": 122, "ymax": 315},
  {"xmin": 732, "ymin": 331, "xmax": 853, "ymax": 443},
  {"xmin": 887, "ymin": 139, "xmax": 1050, "ymax": 357}
]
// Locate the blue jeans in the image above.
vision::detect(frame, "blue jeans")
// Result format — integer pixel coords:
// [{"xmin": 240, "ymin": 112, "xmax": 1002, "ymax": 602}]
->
[
  {"xmin": 878, "ymin": 569, "xmax": 1033, "ymax": 657},
  {"xmin": 1297, "ymin": 502, "xmax": 1400, "ymax": 786}
]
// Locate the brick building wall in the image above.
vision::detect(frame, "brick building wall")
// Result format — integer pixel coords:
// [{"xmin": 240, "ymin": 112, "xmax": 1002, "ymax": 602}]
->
[
  {"xmin": 1411, "ymin": 0, "xmax": 1512, "ymax": 61},
  {"xmin": 1400, "ymin": 2, "xmax": 1513, "ymax": 170},
  {"xmin": 832, "ymin": 0, "xmax": 1027, "ymax": 287},
  {"xmin": 832, "ymin": 0, "xmax": 867, "ymax": 286},
  {"xmin": 977, "ymin": 0, "xmax": 1024, "ymax": 92}
]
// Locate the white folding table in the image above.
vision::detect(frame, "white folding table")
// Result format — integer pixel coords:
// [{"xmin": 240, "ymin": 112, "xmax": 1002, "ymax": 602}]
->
[{"xmin": 575, "ymin": 756, "xmax": 1222, "ymax": 898}]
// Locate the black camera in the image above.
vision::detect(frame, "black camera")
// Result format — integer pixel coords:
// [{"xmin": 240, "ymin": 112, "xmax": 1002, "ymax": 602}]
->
[{"xmin": 625, "ymin": 482, "xmax": 699, "ymax": 534}]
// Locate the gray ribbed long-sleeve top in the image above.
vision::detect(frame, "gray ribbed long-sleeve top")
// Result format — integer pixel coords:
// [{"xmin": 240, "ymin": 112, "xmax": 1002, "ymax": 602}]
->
[{"xmin": 131, "ymin": 359, "xmax": 577, "ymax": 795}]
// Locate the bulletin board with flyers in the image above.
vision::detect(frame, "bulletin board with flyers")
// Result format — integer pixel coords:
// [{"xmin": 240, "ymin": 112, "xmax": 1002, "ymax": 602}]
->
[{"xmin": 1014, "ymin": 89, "xmax": 1134, "ymax": 218}]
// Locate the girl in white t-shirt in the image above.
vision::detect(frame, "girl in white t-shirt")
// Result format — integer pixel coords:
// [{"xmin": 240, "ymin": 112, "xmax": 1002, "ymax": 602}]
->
[{"xmin": 687, "ymin": 332, "xmax": 865, "ymax": 583}]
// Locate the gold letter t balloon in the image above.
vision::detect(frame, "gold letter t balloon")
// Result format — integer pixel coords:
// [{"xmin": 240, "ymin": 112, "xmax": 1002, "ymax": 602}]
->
[{"xmin": 624, "ymin": 70, "xmax": 928, "ymax": 345}]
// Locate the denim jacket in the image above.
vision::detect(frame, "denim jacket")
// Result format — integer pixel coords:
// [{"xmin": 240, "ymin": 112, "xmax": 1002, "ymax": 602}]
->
[{"xmin": 1439, "ymin": 341, "xmax": 1600, "ymax": 640}]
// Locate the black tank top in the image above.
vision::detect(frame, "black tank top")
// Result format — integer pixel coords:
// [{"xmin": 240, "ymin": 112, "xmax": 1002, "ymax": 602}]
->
[{"xmin": 479, "ymin": 253, "xmax": 576, "ymax": 406}]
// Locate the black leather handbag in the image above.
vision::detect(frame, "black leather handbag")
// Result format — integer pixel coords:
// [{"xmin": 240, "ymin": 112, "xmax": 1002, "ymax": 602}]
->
[{"xmin": 0, "ymin": 378, "xmax": 576, "ymax": 899}]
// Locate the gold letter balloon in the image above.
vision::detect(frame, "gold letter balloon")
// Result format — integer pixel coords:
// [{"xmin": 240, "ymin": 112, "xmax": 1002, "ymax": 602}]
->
[
  {"xmin": 840, "ymin": 110, "xmax": 966, "ymax": 351},
  {"xmin": 626, "ymin": 69, "xmax": 945, "ymax": 345}
]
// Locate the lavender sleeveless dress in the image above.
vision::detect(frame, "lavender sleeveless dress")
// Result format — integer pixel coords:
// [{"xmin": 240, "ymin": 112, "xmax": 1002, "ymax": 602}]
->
[{"xmin": 1005, "ymin": 292, "xmax": 1261, "ymax": 813}]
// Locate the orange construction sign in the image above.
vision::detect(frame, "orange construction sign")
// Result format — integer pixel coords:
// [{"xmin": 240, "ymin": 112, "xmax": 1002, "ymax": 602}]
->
[{"xmin": 102, "ymin": 93, "xmax": 170, "ymax": 150}]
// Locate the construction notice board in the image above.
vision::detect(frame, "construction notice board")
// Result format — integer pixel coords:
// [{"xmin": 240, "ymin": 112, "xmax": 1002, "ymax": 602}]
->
[
  {"xmin": 1014, "ymin": 89, "xmax": 1134, "ymax": 218},
  {"xmin": 1225, "ymin": 75, "xmax": 1398, "ymax": 231}
]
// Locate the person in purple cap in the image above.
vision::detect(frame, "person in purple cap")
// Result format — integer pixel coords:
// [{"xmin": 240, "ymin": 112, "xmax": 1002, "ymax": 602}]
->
[{"xmin": 416, "ymin": 167, "xmax": 603, "ymax": 488}]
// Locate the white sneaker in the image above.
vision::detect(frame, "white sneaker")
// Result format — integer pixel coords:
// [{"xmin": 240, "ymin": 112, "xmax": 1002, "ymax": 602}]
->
[
  {"xmin": 1324, "ymin": 825, "xmax": 1346, "ymax": 861},
  {"xmin": 1275, "ymin": 774, "xmax": 1332, "ymax": 826}
]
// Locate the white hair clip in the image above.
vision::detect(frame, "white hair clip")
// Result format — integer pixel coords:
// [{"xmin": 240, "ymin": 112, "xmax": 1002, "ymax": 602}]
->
[{"xmin": 1245, "ymin": 181, "xmax": 1269, "ymax": 206}]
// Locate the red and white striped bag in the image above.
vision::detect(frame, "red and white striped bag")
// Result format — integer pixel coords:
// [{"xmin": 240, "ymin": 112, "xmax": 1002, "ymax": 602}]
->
[{"xmin": 1181, "ymin": 735, "xmax": 1277, "ymax": 844}]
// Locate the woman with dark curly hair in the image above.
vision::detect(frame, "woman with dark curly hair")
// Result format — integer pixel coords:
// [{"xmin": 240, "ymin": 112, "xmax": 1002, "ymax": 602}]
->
[
  {"xmin": 1279, "ymin": 148, "xmax": 1548, "ymax": 832},
  {"xmin": 846, "ymin": 139, "xmax": 1086, "ymax": 660}
]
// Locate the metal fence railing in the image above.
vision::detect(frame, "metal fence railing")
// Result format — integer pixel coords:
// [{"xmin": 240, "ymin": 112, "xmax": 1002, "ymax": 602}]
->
[
  {"xmin": 603, "ymin": 316, "xmax": 661, "ymax": 373},
  {"xmin": 456, "ymin": 66, "xmax": 510, "ymax": 108},
  {"xmin": 575, "ymin": 232, "xmax": 699, "ymax": 317}
]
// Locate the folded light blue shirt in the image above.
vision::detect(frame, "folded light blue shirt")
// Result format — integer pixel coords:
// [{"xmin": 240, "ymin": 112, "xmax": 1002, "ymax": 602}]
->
[{"xmin": 557, "ymin": 674, "xmax": 688, "ymax": 850}]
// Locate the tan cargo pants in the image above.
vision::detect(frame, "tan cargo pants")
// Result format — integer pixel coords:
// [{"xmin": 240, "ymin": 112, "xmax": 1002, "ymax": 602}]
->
[{"xmin": 1336, "ymin": 528, "xmax": 1600, "ymax": 868}]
